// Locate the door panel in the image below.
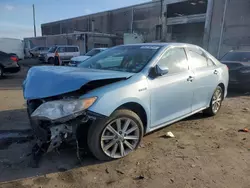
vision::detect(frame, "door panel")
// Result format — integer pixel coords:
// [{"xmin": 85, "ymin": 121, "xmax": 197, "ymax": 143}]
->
[
  {"xmin": 148, "ymin": 47, "xmax": 194, "ymax": 128},
  {"xmin": 149, "ymin": 71, "xmax": 194, "ymax": 128},
  {"xmin": 186, "ymin": 47, "xmax": 219, "ymax": 111},
  {"xmin": 191, "ymin": 67, "xmax": 217, "ymax": 110}
]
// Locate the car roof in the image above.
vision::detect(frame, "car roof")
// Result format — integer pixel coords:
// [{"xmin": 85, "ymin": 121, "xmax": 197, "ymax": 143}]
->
[{"xmin": 118, "ymin": 43, "xmax": 199, "ymax": 48}]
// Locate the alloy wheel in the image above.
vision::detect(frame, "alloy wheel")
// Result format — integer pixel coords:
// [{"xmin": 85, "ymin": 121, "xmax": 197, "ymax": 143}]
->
[
  {"xmin": 101, "ymin": 117, "xmax": 140, "ymax": 159},
  {"xmin": 212, "ymin": 88, "xmax": 222, "ymax": 113}
]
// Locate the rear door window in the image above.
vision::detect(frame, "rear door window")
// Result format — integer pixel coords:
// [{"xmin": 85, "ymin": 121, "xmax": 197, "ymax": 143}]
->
[
  {"xmin": 157, "ymin": 47, "xmax": 189, "ymax": 74},
  {"xmin": 187, "ymin": 47, "xmax": 208, "ymax": 69}
]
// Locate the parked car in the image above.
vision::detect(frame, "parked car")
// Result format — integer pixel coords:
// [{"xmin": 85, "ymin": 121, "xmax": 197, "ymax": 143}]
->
[
  {"xmin": 39, "ymin": 45, "xmax": 80, "ymax": 64},
  {"xmin": 29, "ymin": 46, "xmax": 50, "ymax": 57},
  {"xmin": 0, "ymin": 51, "xmax": 20, "ymax": 78},
  {"xmin": 68, "ymin": 48, "xmax": 107, "ymax": 67},
  {"xmin": 24, "ymin": 43, "xmax": 228, "ymax": 161},
  {"xmin": 221, "ymin": 51, "xmax": 250, "ymax": 90}
]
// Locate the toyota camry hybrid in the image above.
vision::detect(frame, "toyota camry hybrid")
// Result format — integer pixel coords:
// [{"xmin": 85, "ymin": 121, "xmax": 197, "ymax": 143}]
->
[{"xmin": 23, "ymin": 43, "xmax": 229, "ymax": 161}]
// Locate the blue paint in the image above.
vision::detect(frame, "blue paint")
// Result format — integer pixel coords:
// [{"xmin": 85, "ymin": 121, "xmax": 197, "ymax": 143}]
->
[{"xmin": 23, "ymin": 66, "xmax": 133, "ymax": 100}]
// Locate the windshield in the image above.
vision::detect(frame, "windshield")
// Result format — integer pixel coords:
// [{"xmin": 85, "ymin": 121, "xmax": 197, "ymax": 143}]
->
[
  {"xmin": 78, "ymin": 45, "xmax": 161, "ymax": 73},
  {"xmin": 85, "ymin": 49, "xmax": 101, "ymax": 56},
  {"xmin": 221, "ymin": 52, "xmax": 250, "ymax": 62},
  {"xmin": 48, "ymin": 46, "xmax": 57, "ymax": 53}
]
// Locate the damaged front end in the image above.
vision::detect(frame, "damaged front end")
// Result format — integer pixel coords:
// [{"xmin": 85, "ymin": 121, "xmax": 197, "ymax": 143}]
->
[
  {"xmin": 27, "ymin": 95, "xmax": 105, "ymax": 154},
  {"xmin": 25, "ymin": 77, "xmax": 127, "ymax": 155},
  {"xmin": 27, "ymin": 81, "xmax": 110, "ymax": 152},
  {"xmin": 23, "ymin": 66, "xmax": 133, "ymax": 165}
]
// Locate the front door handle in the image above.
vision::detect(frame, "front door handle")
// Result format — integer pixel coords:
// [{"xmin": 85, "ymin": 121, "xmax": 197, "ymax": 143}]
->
[
  {"xmin": 214, "ymin": 70, "xmax": 219, "ymax": 75},
  {"xmin": 187, "ymin": 76, "xmax": 194, "ymax": 82}
]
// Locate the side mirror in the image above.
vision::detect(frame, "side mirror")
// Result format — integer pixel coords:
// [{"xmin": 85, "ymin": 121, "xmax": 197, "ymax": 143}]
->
[
  {"xmin": 149, "ymin": 65, "xmax": 169, "ymax": 78},
  {"xmin": 155, "ymin": 64, "xmax": 169, "ymax": 76}
]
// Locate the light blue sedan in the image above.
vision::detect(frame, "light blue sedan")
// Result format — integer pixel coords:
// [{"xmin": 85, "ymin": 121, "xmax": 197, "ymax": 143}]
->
[{"xmin": 24, "ymin": 43, "xmax": 229, "ymax": 161}]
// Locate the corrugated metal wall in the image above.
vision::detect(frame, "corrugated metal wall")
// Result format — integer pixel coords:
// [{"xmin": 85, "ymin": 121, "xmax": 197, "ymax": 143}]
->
[
  {"xmin": 222, "ymin": 0, "xmax": 250, "ymax": 55},
  {"xmin": 209, "ymin": 0, "xmax": 250, "ymax": 58},
  {"xmin": 41, "ymin": 1, "xmax": 162, "ymax": 42}
]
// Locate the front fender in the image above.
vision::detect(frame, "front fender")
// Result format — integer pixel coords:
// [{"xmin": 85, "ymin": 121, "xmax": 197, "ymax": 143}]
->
[
  {"xmin": 82, "ymin": 74, "xmax": 151, "ymax": 127},
  {"xmin": 91, "ymin": 96, "xmax": 150, "ymax": 118}
]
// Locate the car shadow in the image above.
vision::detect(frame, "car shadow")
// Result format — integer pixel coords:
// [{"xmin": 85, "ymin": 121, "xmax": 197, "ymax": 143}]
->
[
  {"xmin": 182, "ymin": 112, "xmax": 206, "ymax": 121},
  {"xmin": 0, "ymin": 108, "xmax": 103, "ymax": 183}
]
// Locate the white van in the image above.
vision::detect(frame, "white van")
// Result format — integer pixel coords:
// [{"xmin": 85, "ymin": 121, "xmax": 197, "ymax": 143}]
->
[
  {"xmin": 0, "ymin": 38, "xmax": 24, "ymax": 59},
  {"xmin": 39, "ymin": 45, "xmax": 80, "ymax": 64}
]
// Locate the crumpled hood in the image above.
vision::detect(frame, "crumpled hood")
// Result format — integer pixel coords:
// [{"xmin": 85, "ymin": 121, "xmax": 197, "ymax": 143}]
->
[
  {"xmin": 71, "ymin": 56, "xmax": 90, "ymax": 62},
  {"xmin": 23, "ymin": 66, "xmax": 134, "ymax": 100}
]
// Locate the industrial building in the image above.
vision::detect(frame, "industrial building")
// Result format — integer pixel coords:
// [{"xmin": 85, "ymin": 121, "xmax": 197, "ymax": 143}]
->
[
  {"xmin": 24, "ymin": 32, "xmax": 122, "ymax": 55},
  {"xmin": 40, "ymin": 0, "xmax": 249, "ymax": 58}
]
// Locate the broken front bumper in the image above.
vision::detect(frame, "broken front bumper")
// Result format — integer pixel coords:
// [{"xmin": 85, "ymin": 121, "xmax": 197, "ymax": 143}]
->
[{"xmin": 29, "ymin": 111, "xmax": 106, "ymax": 152}]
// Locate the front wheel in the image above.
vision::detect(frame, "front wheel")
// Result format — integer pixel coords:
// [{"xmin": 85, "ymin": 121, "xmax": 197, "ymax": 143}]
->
[
  {"xmin": 203, "ymin": 86, "xmax": 223, "ymax": 116},
  {"xmin": 87, "ymin": 109, "xmax": 144, "ymax": 161}
]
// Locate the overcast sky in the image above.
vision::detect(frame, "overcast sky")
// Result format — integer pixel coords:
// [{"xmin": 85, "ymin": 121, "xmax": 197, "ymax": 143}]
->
[{"xmin": 0, "ymin": 0, "xmax": 148, "ymax": 39}]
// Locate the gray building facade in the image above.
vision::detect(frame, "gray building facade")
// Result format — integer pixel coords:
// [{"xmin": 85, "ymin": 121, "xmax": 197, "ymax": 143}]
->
[{"xmin": 41, "ymin": 0, "xmax": 250, "ymax": 58}]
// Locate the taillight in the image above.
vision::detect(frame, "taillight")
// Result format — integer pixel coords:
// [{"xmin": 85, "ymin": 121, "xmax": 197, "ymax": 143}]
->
[{"xmin": 11, "ymin": 56, "xmax": 18, "ymax": 62}]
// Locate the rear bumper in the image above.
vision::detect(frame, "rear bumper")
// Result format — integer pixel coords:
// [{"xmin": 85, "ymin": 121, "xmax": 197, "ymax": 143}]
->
[{"xmin": 4, "ymin": 65, "xmax": 20, "ymax": 73}]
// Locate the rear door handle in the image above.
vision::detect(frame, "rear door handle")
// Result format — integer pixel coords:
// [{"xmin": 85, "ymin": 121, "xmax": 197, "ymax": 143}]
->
[
  {"xmin": 214, "ymin": 70, "xmax": 219, "ymax": 75},
  {"xmin": 187, "ymin": 76, "xmax": 194, "ymax": 82}
]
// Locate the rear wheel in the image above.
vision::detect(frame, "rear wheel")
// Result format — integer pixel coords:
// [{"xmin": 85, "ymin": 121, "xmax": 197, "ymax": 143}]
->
[
  {"xmin": 204, "ymin": 86, "xmax": 223, "ymax": 116},
  {"xmin": 87, "ymin": 109, "xmax": 144, "ymax": 161}
]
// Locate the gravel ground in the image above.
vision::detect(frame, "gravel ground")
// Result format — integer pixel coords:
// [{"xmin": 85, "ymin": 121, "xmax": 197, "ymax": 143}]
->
[{"xmin": 0, "ymin": 60, "xmax": 250, "ymax": 188}]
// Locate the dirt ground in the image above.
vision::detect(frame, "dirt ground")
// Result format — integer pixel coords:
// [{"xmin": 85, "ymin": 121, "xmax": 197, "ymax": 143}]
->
[{"xmin": 0, "ymin": 59, "xmax": 250, "ymax": 188}]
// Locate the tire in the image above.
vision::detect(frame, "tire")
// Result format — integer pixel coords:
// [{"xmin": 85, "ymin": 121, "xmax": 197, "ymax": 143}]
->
[
  {"xmin": 87, "ymin": 109, "xmax": 144, "ymax": 161},
  {"xmin": 203, "ymin": 85, "xmax": 223, "ymax": 116},
  {"xmin": 0, "ymin": 66, "xmax": 3, "ymax": 78},
  {"xmin": 48, "ymin": 57, "xmax": 54, "ymax": 64}
]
